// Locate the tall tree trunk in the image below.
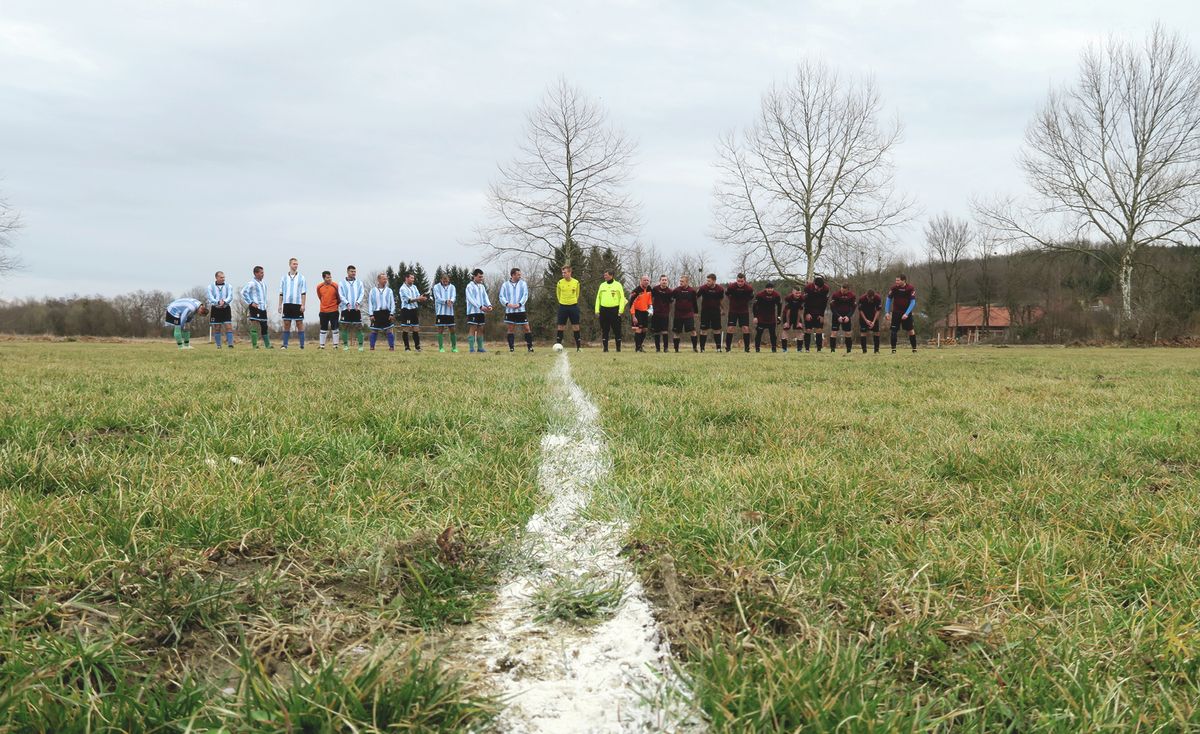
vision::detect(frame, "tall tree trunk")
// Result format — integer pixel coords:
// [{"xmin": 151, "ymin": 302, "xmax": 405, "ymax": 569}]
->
[{"xmin": 1116, "ymin": 248, "xmax": 1134, "ymax": 338}]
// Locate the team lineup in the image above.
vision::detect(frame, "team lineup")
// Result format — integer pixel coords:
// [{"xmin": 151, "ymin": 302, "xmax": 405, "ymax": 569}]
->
[{"xmin": 164, "ymin": 259, "xmax": 921, "ymax": 354}]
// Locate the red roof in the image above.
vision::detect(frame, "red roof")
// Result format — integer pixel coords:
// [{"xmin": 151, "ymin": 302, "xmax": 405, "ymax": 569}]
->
[{"xmin": 932, "ymin": 305, "xmax": 1042, "ymax": 329}]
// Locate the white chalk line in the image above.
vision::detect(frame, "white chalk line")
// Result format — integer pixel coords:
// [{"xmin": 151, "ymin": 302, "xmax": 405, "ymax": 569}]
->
[{"xmin": 459, "ymin": 353, "xmax": 704, "ymax": 734}]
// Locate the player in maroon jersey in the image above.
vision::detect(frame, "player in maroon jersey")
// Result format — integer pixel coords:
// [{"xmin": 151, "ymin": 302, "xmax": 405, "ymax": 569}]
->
[
  {"xmin": 753, "ymin": 282, "xmax": 783, "ymax": 352},
  {"xmin": 697, "ymin": 274, "xmax": 725, "ymax": 352},
  {"xmin": 803, "ymin": 276, "xmax": 830, "ymax": 351},
  {"xmin": 885, "ymin": 274, "xmax": 918, "ymax": 353},
  {"xmin": 650, "ymin": 274, "xmax": 674, "ymax": 353},
  {"xmin": 829, "ymin": 282, "xmax": 857, "ymax": 354},
  {"xmin": 671, "ymin": 275, "xmax": 699, "ymax": 352},
  {"xmin": 857, "ymin": 289, "xmax": 883, "ymax": 353},
  {"xmin": 780, "ymin": 284, "xmax": 805, "ymax": 352},
  {"xmin": 724, "ymin": 273, "xmax": 755, "ymax": 353}
]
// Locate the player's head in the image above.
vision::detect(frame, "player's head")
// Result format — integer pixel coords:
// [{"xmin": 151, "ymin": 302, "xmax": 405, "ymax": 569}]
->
[
  {"xmin": 214, "ymin": 270, "xmax": 225, "ymax": 285},
  {"xmin": 604, "ymin": 269, "xmax": 614, "ymax": 282},
  {"xmin": 706, "ymin": 273, "xmax": 716, "ymax": 284},
  {"xmin": 840, "ymin": 281, "xmax": 850, "ymax": 291},
  {"xmin": 472, "ymin": 268, "xmax": 484, "ymax": 283},
  {"xmin": 658, "ymin": 274, "xmax": 669, "ymax": 287},
  {"xmin": 253, "ymin": 265, "xmax": 264, "ymax": 280},
  {"xmin": 679, "ymin": 274, "xmax": 690, "ymax": 286},
  {"xmin": 814, "ymin": 275, "xmax": 825, "ymax": 287},
  {"xmin": 198, "ymin": 303, "xmax": 209, "ymax": 316},
  {"xmin": 896, "ymin": 274, "xmax": 907, "ymax": 285},
  {"xmin": 402, "ymin": 272, "xmax": 413, "ymax": 284},
  {"xmin": 322, "ymin": 271, "xmax": 332, "ymax": 284},
  {"xmin": 440, "ymin": 272, "xmax": 450, "ymax": 284},
  {"xmin": 289, "ymin": 257, "xmax": 298, "ymax": 272},
  {"xmin": 866, "ymin": 288, "xmax": 876, "ymax": 298},
  {"xmin": 376, "ymin": 273, "xmax": 387, "ymax": 286},
  {"xmin": 640, "ymin": 274, "xmax": 650, "ymax": 286},
  {"xmin": 510, "ymin": 267, "xmax": 522, "ymax": 281},
  {"xmin": 791, "ymin": 284, "xmax": 801, "ymax": 293},
  {"xmin": 765, "ymin": 281, "xmax": 776, "ymax": 291},
  {"xmin": 346, "ymin": 265, "xmax": 356, "ymax": 279},
  {"xmin": 736, "ymin": 272, "xmax": 746, "ymax": 284},
  {"xmin": 562, "ymin": 265, "xmax": 573, "ymax": 279}
]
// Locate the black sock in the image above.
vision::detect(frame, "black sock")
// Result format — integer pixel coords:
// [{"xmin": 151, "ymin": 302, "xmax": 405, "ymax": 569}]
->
[
  {"xmin": 673, "ymin": 337, "xmax": 680, "ymax": 352},
  {"xmin": 845, "ymin": 337, "xmax": 851, "ymax": 353},
  {"xmin": 402, "ymin": 332, "xmax": 410, "ymax": 349},
  {"xmin": 874, "ymin": 335, "xmax": 880, "ymax": 352},
  {"xmin": 782, "ymin": 338, "xmax": 788, "ymax": 352},
  {"xmin": 804, "ymin": 333, "xmax": 811, "ymax": 350},
  {"xmin": 635, "ymin": 332, "xmax": 644, "ymax": 350},
  {"xmin": 507, "ymin": 333, "xmax": 515, "ymax": 350},
  {"xmin": 890, "ymin": 330, "xmax": 898, "ymax": 350},
  {"xmin": 770, "ymin": 328, "xmax": 777, "ymax": 351},
  {"xmin": 860, "ymin": 336, "xmax": 867, "ymax": 353},
  {"xmin": 654, "ymin": 334, "xmax": 661, "ymax": 351},
  {"xmin": 742, "ymin": 333, "xmax": 751, "ymax": 352},
  {"xmin": 615, "ymin": 339, "xmax": 621, "ymax": 352},
  {"xmin": 556, "ymin": 329, "xmax": 563, "ymax": 344},
  {"xmin": 575, "ymin": 333, "xmax": 581, "ymax": 348},
  {"xmin": 700, "ymin": 334, "xmax": 707, "ymax": 351},
  {"xmin": 909, "ymin": 334, "xmax": 917, "ymax": 351},
  {"xmin": 816, "ymin": 333, "xmax": 823, "ymax": 351},
  {"xmin": 603, "ymin": 338, "xmax": 609, "ymax": 351},
  {"xmin": 525, "ymin": 333, "xmax": 533, "ymax": 350},
  {"xmin": 691, "ymin": 335, "xmax": 698, "ymax": 351},
  {"xmin": 725, "ymin": 333, "xmax": 733, "ymax": 351},
  {"xmin": 755, "ymin": 328, "xmax": 763, "ymax": 350},
  {"xmin": 413, "ymin": 333, "xmax": 421, "ymax": 350}
]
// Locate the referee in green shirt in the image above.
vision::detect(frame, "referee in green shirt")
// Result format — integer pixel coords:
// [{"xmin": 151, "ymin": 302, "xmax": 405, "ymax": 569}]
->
[{"xmin": 594, "ymin": 270, "xmax": 626, "ymax": 352}]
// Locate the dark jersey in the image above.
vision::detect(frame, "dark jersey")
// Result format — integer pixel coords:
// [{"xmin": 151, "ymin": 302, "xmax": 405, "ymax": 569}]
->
[
  {"xmin": 753, "ymin": 290, "xmax": 782, "ymax": 325},
  {"xmin": 858, "ymin": 292, "xmax": 883, "ymax": 319},
  {"xmin": 803, "ymin": 282, "xmax": 830, "ymax": 314},
  {"xmin": 650, "ymin": 285, "xmax": 675, "ymax": 314},
  {"xmin": 784, "ymin": 292, "xmax": 805, "ymax": 316},
  {"xmin": 697, "ymin": 283, "xmax": 725, "ymax": 313},
  {"xmin": 830, "ymin": 289, "xmax": 857, "ymax": 317},
  {"xmin": 888, "ymin": 283, "xmax": 916, "ymax": 314},
  {"xmin": 725, "ymin": 282, "xmax": 755, "ymax": 314},
  {"xmin": 672, "ymin": 286, "xmax": 698, "ymax": 319}
]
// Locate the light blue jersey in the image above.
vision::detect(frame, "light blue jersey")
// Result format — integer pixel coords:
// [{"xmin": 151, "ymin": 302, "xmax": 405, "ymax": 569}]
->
[
  {"xmin": 432, "ymin": 283, "xmax": 456, "ymax": 317},
  {"xmin": 465, "ymin": 281, "xmax": 491, "ymax": 314},
  {"xmin": 279, "ymin": 272, "xmax": 306, "ymax": 304},
  {"xmin": 398, "ymin": 283, "xmax": 422, "ymax": 310},
  {"xmin": 339, "ymin": 278, "xmax": 365, "ymax": 310},
  {"xmin": 368, "ymin": 286, "xmax": 395, "ymax": 313},
  {"xmin": 166, "ymin": 297, "xmax": 202, "ymax": 326},
  {"xmin": 241, "ymin": 278, "xmax": 268, "ymax": 309},
  {"xmin": 498, "ymin": 279, "xmax": 528, "ymax": 314},
  {"xmin": 206, "ymin": 282, "xmax": 232, "ymax": 306}
]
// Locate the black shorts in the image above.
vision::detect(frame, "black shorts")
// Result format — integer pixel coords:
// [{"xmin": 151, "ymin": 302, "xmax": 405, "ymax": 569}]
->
[
  {"xmin": 399, "ymin": 308, "xmax": 419, "ymax": 327},
  {"xmin": 467, "ymin": 312, "xmax": 486, "ymax": 326},
  {"xmin": 282, "ymin": 303, "xmax": 304, "ymax": 321},
  {"xmin": 370, "ymin": 310, "xmax": 393, "ymax": 330},
  {"xmin": 248, "ymin": 306, "xmax": 268, "ymax": 323},
  {"xmin": 651, "ymin": 313, "xmax": 671, "ymax": 332},
  {"xmin": 783, "ymin": 310, "xmax": 802, "ymax": 329},
  {"xmin": 341, "ymin": 309, "xmax": 362, "ymax": 325},
  {"xmin": 504, "ymin": 311, "xmax": 528, "ymax": 325},
  {"xmin": 164, "ymin": 312, "xmax": 182, "ymax": 327},
  {"xmin": 831, "ymin": 314, "xmax": 854, "ymax": 331},
  {"xmin": 803, "ymin": 312, "xmax": 824, "ymax": 329},
  {"xmin": 631, "ymin": 310, "xmax": 650, "ymax": 329},
  {"xmin": 756, "ymin": 321, "xmax": 777, "ymax": 330},
  {"xmin": 859, "ymin": 315, "xmax": 880, "ymax": 332},
  {"xmin": 892, "ymin": 313, "xmax": 915, "ymax": 331},
  {"xmin": 435, "ymin": 314, "xmax": 455, "ymax": 327},
  {"xmin": 319, "ymin": 311, "xmax": 339, "ymax": 330},
  {"xmin": 557, "ymin": 304, "xmax": 581, "ymax": 325},
  {"xmin": 727, "ymin": 312, "xmax": 750, "ymax": 328},
  {"xmin": 209, "ymin": 304, "xmax": 232, "ymax": 324},
  {"xmin": 672, "ymin": 317, "xmax": 695, "ymax": 333},
  {"xmin": 699, "ymin": 311, "xmax": 722, "ymax": 331}
]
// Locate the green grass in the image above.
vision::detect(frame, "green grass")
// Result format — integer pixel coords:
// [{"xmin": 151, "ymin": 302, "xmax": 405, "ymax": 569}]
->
[
  {"xmin": 530, "ymin": 572, "xmax": 626, "ymax": 625},
  {"xmin": 0, "ymin": 341, "xmax": 553, "ymax": 732},
  {"xmin": 572, "ymin": 347, "xmax": 1200, "ymax": 731}
]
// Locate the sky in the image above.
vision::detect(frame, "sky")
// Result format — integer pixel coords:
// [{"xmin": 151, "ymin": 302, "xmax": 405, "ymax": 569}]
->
[{"xmin": 1, "ymin": 0, "xmax": 1197, "ymax": 299}]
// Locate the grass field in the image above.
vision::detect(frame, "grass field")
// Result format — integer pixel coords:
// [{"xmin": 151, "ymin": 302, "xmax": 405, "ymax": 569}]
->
[{"xmin": 1, "ymin": 342, "xmax": 1198, "ymax": 732}]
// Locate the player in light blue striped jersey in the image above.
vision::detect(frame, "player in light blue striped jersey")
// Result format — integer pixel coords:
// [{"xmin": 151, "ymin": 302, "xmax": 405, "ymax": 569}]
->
[
  {"xmin": 465, "ymin": 268, "xmax": 492, "ymax": 353},
  {"xmin": 241, "ymin": 265, "xmax": 271, "ymax": 349},
  {"xmin": 207, "ymin": 271, "xmax": 235, "ymax": 348},
  {"xmin": 367, "ymin": 272, "xmax": 397, "ymax": 351},
  {"xmin": 499, "ymin": 267, "xmax": 533, "ymax": 353},
  {"xmin": 432, "ymin": 272, "xmax": 457, "ymax": 353},
  {"xmin": 164, "ymin": 297, "xmax": 208, "ymax": 349},
  {"xmin": 397, "ymin": 272, "xmax": 427, "ymax": 352},
  {"xmin": 278, "ymin": 257, "xmax": 307, "ymax": 349},
  {"xmin": 338, "ymin": 265, "xmax": 366, "ymax": 351}
]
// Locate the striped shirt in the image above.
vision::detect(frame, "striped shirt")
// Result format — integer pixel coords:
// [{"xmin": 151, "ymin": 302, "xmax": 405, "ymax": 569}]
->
[
  {"xmin": 367, "ymin": 286, "xmax": 395, "ymax": 313},
  {"xmin": 498, "ymin": 279, "xmax": 528, "ymax": 314},
  {"xmin": 241, "ymin": 278, "xmax": 268, "ymax": 308},
  {"xmin": 432, "ymin": 283, "xmax": 457, "ymax": 317},
  {"xmin": 279, "ymin": 272, "xmax": 306, "ymax": 304},
  {"xmin": 206, "ymin": 282, "xmax": 232, "ymax": 306},
  {"xmin": 339, "ymin": 278, "xmax": 365, "ymax": 310},
  {"xmin": 398, "ymin": 283, "xmax": 422, "ymax": 310},
  {"xmin": 166, "ymin": 298, "xmax": 202, "ymax": 324},
  {"xmin": 466, "ymin": 281, "xmax": 491, "ymax": 314}
]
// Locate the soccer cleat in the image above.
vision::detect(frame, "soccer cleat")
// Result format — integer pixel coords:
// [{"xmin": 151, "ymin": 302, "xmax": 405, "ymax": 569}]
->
[
  {"xmin": 280, "ymin": 346, "xmax": 288, "ymax": 350},
  {"xmin": 358, "ymin": 346, "xmax": 364, "ymax": 352},
  {"xmin": 319, "ymin": 345, "xmax": 325, "ymax": 350},
  {"xmin": 892, "ymin": 349, "xmax": 897, "ymax": 354},
  {"xmin": 451, "ymin": 347, "xmax": 458, "ymax": 353},
  {"xmin": 184, "ymin": 345, "xmax": 194, "ymax": 349}
]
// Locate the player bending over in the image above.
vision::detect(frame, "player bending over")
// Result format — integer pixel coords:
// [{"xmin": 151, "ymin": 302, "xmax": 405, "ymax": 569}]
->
[
  {"xmin": 432, "ymin": 272, "xmax": 458, "ymax": 352},
  {"xmin": 753, "ymin": 282, "xmax": 782, "ymax": 352},
  {"xmin": 803, "ymin": 276, "xmax": 830, "ymax": 352},
  {"xmin": 857, "ymin": 289, "xmax": 883, "ymax": 353},
  {"xmin": 594, "ymin": 269, "xmax": 626, "ymax": 352},
  {"xmin": 207, "ymin": 271, "xmax": 234, "ymax": 348},
  {"xmin": 829, "ymin": 282, "xmax": 857, "ymax": 354},
  {"xmin": 278, "ymin": 257, "xmax": 307, "ymax": 349},
  {"xmin": 724, "ymin": 273, "xmax": 755, "ymax": 353},
  {"xmin": 367, "ymin": 273, "xmax": 396, "ymax": 351},
  {"xmin": 650, "ymin": 274, "xmax": 674, "ymax": 353},
  {"xmin": 164, "ymin": 297, "xmax": 208, "ymax": 349},
  {"xmin": 781, "ymin": 284, "xmax": 804, "ymax": 352},
  {"xmin": 465, "ymin": 268, "xmax": 493, "ymax": 353},
  {"xmin": 886, "ymin": 274, "xmax": 918, "ymax": 353},
  {"xmin": 697, "ymin": 274, "xmax": 724, "ymax": 352},
  {"xmin": 338, "ymin": 265, "xmax": 366, "ymax": 351},
  {"xmin": 671, "ymin": 274, "xmax": 699, "ymax": 352},
  {"xmin": 627, "ymin": 275, "xmax": 653, "ymax": 352},
  {"xmin": 555, "ymin": 265, "xmax": 583, "ymax": 351},
  {"xmin": 241, "ymin": 265, "xmax": 271, "ymax": 349},
  {"xmin": 317, "ymin": 271, "xmax": 340, "ymax": 350}
]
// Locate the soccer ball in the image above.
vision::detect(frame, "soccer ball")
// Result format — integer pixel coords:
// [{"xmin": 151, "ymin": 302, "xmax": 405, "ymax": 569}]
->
[{"xmin": 553, "ymin": 343, "xmax": 564, "ymax": 352}]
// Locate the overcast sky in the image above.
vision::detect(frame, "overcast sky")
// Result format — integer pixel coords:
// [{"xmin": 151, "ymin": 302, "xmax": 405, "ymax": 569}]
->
[{"xmin": 1, "ymin": 0, "xmax": 1197, "ymax": 298}]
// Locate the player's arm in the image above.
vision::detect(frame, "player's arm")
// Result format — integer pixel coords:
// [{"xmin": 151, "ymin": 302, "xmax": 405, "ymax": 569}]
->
[
  {"xmin": 885, "ymin": 295, "xmax": 893, "ymax": 320},
  {"xmin": 617, "ymin": 284, "xmax": 627, "ymax": 314}
]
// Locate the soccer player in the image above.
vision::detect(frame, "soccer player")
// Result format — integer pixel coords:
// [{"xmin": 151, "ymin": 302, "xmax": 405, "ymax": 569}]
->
[
  {"xmin": 164, "ymin": 297, "xmax": 208, "ymax": 349},
  {"xmin": 671, "ymin": 274, "xmax": 699, "ymax": 352},
  {"xmin": 753, "ymin": 282, "xmax": 782, "ymax": 352},
  {"xmin": 650, "ymin": 274, "xmax": 674, "ymax": 354},
  {"xmin": 367, "ymin": 272, "xmax": 396, "ymax": 351},
  {"xmin": 207, "ymin": 271, "xmax": 234, "ymax": 348},
  {"xmin": 780, "ymin": 284, "xmax": 804, "ymax": 352},
  {"xmin": 697, "ymin": 273, "xmax": 724, "ymax": 352},
  {"xmin": 857, "ymin": 288, "xmax": 883, "ymax": 353},
  {"xmin": 278, "ymin": 257, "xmax": 306, "ymax": 349},
  {"xmin": 465, "ymin": 268, "xmax": 492, "ymax": 353},
  {"xmin": 432, "ymin": 272, "xmax": 458, "ymax": 352},
  {"xmin": 803, "ymin": 275, "xmax": 830, "ymax": 352},
  {"xmin": 886, "ymin": 274, "xmax": 918, "ymax": 353},
  {"xmin": 499, "ymin": 268, "xmax": 533, "ymax": 353},
  {"xmin": 829, "ymin": 282, "xmax": 857, "ymax": 354},
  {"xmin": 317, "ymin": 271, "xmax": 340, "ymax": 350},
  {"xmin": 724, "ymin": 273, "xmax": 755, "ymax": 353},
  {"xmin": 593, "ymin": 269, "xmax": 626, "ymax": 352},
  {"xmin": 627, "ymin": 275, "xmax": 653, "ymax": 352},
  {"xmin": 397, "ymin": 272, "xmax": 427, "ymax": 352},
  {"xmin": 241, "ymin": 265, "xmax": 271, "ymax": 349},
  {"xmin": 338, "ymin": 265, "xmax": 366, "ymax": 351},
  {"xmin": 555, "ymin": 265, "xmax": 583, "ymax": 351}
]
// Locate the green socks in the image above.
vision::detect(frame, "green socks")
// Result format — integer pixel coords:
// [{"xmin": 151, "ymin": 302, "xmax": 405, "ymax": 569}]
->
[
  {"xmin": 450, "ymin": 332, "xmax": 457, "ymax": 348},
  {"xmin": 358, "ymin": 330, "xmax": 364, "ymax": 346},
  {"xmin": 262, "ymin": 333, "xmax": 270, "ymax": 348},
  {"xmin": 182, "ymin": 330, "xmax": 190, "ymax": 345},
  {"xmin": 250, "ymin": 330, "xmax": 259, "ymax": 348},
  {"xmin": 468, "ymin": 335, "xmax": 475, "ymax": 351},
  {"xmin": 174, "ymin": 326, "xmax": 184, "ymax": 346},
  {"xmin": 438, "ymin": 333, "xmax": 444, "ymax": 349}
]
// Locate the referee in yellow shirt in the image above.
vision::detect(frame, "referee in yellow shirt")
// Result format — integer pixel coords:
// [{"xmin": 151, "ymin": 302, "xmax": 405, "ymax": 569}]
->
[
  {"xmin": 594, "ymin": 269, "xmax": 626, "ymax": 352},
  {"xmin": 555, "ymin": 265, "xmax": 583, "ymax": 351}
]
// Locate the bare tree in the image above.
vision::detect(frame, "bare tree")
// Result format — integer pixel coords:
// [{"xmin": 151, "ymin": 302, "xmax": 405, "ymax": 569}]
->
[
  {"xmin": 477, "ymin": 78, "xmax": 640, "ymax": 265},
  {"xmin": 712, "ymin": 61, "xmax": 913, "ymax": 283},
  {"xmin": 975, "ymin": 25, "xmax": 1200, "ymax": 336},
  {"xmin": 622, "ymin": 242, "xmax": 667, "ymax": 284},
  {"xmin": 0, "ymin": 196, "xmax": 22, "ymax": 278},
  {"xmin": 924, "ymin": 213, "xmax": 974, "ymax": 326}
]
